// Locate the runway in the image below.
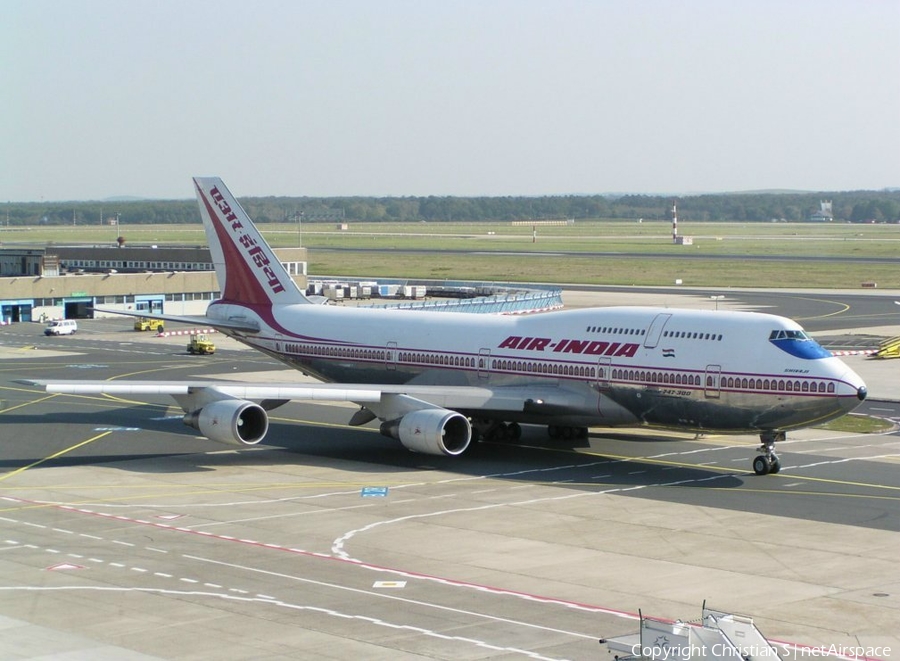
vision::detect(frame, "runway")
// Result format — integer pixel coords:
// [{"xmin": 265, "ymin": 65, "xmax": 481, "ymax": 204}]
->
[
  {"xmin": 0, "ymin": 300, "xmax": 898, "ymax": 660},
  {"xmin": 314, "ymin": 245, "xmax": 900, "ymax": 266},
  {"xmin": 559, "ymin": 285, "xmax": 900, "ymax": 334}
]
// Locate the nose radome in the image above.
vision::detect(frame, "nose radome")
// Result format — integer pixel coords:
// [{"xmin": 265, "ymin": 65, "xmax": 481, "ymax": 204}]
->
[{"xmin": 838, "ymin": 364, "xmax": 867, "ymax": 395}]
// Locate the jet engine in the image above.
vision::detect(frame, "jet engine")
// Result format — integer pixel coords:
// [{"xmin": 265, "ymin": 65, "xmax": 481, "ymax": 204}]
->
[
  {"xmin": 183, "ymin": 399, "xmax": 269, "ymax": 446},
  {"xmin": 380, "ymin": 409, "xmax": 471, "ymax": 456}
]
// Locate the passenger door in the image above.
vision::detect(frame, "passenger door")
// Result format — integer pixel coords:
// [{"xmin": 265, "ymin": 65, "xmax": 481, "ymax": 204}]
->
[
  {"xmin": 704, "ymin": 364, "xmax": 721, "ymax": 399},
  {"xmin": 478, "ymin": 348, "xmax": 491, "ymax": 380},
  {"xmin": 386, "ymin": 341, "xmax": 398, "ymax": 371}
]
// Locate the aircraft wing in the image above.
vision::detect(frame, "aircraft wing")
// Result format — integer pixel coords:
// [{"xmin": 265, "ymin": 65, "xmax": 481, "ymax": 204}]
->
[
  {"xmin": 20, "ymin": 380, "xmax": 582, "ymax": 419},
  {"xmin": 20, "ymin": 378, "xmax": 605, "ymax": 457}
]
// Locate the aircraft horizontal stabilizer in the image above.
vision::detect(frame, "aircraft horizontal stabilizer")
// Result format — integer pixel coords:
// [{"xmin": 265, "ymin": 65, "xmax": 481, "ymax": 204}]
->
[{"xmin": 91, "ymin": 307, "xmax": 260, "ymax": 333}]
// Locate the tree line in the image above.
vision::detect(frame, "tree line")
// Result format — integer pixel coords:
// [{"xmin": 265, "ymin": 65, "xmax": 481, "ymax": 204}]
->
[{"xmin": 5, "ymin": 189, "xmax": 900, "ymax": 226}]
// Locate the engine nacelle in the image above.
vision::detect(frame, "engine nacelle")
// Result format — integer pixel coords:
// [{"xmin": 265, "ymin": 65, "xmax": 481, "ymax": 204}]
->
[
  {"xmin": 183, "ymin": 399, "xmax": 269, "ymax": 446},
  {"xmin": 380, "ymin": 409, "xmax": 471, "ymax": 456}
]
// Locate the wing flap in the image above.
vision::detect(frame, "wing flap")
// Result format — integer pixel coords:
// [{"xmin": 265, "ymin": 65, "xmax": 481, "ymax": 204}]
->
[
  {"xmin": 23, "ymin": 380, "xmax": 381, "ymax": 402},
  {"xmin": 207, "ymin": 385, "xmax": 383, "ymax": 403},
  {"xmin": 40, "ymin": 382, "xmax": 192, "ymax": 396}
]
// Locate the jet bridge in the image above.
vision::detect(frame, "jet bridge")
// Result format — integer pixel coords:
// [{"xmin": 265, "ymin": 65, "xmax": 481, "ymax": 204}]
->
[{"xmin": 601, "ymin": 603, "xmax": 781, "ymax": 661}]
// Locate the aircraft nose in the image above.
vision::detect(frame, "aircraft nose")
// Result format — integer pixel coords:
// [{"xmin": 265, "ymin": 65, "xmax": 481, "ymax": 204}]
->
[{"xmin": 837, "ymin": 364, "xmax": 867, "ymax": 408}]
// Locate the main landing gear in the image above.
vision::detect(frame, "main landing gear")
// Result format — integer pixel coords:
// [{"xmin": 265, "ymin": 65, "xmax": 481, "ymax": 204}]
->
[
  {"xmin": 472, "ymin": 420, "xmax": 522, "ymax": 443},
  {"xmin": 471, "ymin": 421, "xmax": 589, "ymax": 444},
  {"xmin": 753, "ymin": 431, "xmax": 783, "ymax": 475}
]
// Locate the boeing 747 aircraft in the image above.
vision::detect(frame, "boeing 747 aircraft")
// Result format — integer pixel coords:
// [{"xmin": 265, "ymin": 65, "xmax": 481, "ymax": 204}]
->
[{"xmin": 28, "ymin": 178, "xmax": 868, "ymax": 475}]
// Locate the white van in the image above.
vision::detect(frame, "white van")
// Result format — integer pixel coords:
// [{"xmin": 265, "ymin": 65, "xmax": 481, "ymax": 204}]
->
[{"xmin": 44, "ymin": 319, "xmax": 78, "ymax": 336}]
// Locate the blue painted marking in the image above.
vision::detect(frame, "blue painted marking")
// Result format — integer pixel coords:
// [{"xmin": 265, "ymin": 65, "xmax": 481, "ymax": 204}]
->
[
  {"xmin": 361, "ymin": 486, "xmax": 389, "ymax": 498},
  {"xmin": 770, "ymin": 338, "xmax": 831, "ymax": 360}
]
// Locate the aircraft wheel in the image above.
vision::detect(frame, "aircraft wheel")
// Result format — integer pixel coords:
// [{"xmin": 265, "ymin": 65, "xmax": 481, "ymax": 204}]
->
[
  {"xmin": 768, "ymin": 458, "xmax": 781, "ymax": 474},
  {"xmin": 753, "ymin": 455, "xmax": 770, "ymax": 476},
  {"xmin": 507, "ymin": 422, "xmax": 522, "ymax": 441},
  {"xmin": 469, "ymin": 426, "xmax": 482, "ymax": 443},
  {"xmin": 547, "ymin": 425, "xmax": 560, "ymax": 439},
  {"xmin": 484, "ymin": 422, "xmax": 511, "ymax": 442}
]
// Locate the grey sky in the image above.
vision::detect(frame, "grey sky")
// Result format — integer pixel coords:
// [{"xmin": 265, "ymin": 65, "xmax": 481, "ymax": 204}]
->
[{"xmin": 3, "ymin": 0, "xmax": 898, "ymax": 201}]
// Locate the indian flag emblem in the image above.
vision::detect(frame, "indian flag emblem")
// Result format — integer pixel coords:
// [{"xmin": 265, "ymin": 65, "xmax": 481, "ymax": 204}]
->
[{"xmin": 662, "ymin": 348, "xmax": 675, "ymax": 358}]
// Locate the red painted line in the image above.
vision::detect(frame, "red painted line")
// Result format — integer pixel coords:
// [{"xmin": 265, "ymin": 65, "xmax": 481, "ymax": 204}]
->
[
  {"xmin": 11, "ymin": 495, "xmax": 887, "ymax": 659},
  {"xmin": 21, "ymin": 495, "xmax": 637, "ymax": 618}
]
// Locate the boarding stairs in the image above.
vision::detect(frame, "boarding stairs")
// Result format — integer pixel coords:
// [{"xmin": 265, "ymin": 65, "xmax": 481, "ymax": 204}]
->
[
  {"xmin": 602, "ymin": 603, "xmax": 780, "ymax": 661},
  {"xmin": 875, "ymin": 335, "xmax": 900, "ymax": 359}
]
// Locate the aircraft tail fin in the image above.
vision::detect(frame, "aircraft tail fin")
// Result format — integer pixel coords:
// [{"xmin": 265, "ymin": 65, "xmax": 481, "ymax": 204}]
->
[{"xmin": 193, "ymin": 177, "xmax": 312, "ymax": 307}]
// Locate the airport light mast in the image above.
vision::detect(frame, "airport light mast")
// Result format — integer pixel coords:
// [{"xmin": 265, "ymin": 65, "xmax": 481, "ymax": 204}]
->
[
  {"xmin": 671, "ymin": 200, "xmax": 678, "ymax": 243},
  {"xmin": 671, "ymin": 200, "xmax": 692, "ymax": 246}
]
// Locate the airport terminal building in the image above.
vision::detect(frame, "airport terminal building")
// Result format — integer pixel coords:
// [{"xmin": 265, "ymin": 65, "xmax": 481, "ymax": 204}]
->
[{"xmin": 0, "ymin": 245, "xmax": 308, "ymax": 323}]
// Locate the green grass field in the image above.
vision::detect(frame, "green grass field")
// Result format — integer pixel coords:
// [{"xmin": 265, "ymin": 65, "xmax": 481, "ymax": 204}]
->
[
  {"xmin": 817, "ymin": 413, "xmax": 895, "ymax": 434},
  {"xmin": 3, "ymin": 220, "xmax": 899, "ymax": 288}
]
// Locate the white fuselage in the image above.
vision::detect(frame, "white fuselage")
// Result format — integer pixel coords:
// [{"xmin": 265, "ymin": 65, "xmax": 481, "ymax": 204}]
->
[{"xmin": 210, "ymin": 301, "xmax": 867, "ymax": 434}]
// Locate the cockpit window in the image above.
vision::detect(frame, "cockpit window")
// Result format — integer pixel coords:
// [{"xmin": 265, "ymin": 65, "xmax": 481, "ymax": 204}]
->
[
  {"xmin": 769, "ymin": 329, "xmax": 812, "ymax": 341},
  {"xmin": 769, "ymin": 328, "xmax": 831, "ymax": 359}
]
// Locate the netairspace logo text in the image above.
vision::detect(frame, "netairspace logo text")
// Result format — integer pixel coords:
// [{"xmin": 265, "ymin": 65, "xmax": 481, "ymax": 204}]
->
[
  {"xmin": 631, "ymin": 644, "xmax": 892, "ymax": 660},
  {"xmin": 632, "ymin": 645, "xmax": 778, "ymax": 660}
]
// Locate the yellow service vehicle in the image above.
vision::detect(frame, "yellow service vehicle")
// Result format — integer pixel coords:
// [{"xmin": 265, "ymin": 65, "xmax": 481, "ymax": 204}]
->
[
  {"xmin": 187, "ymin": 334, "xmax": 216, "ymax": 355},
  {"xmin": 134, "ymin": 317, "xmax": 165, "ymax": 332}
]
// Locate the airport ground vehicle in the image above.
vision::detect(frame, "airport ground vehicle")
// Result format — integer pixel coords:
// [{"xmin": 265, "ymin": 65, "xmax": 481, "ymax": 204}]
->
[
  {"xmin": 134, "ymin": 317, "xmax": 165, "ymax": 332},
  {"xmin": 44, "ymin": 320, "xmax": 77, "ymax": 336},
  {"xmin": 187, "ymin": 334, "xmax": 215, "ymax": 355}
]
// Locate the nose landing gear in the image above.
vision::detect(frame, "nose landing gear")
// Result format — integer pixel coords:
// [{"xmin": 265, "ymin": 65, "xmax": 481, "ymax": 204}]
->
[{"xmin": 753, "ymin": 430, "xmax": 784, "ymax": 475}]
